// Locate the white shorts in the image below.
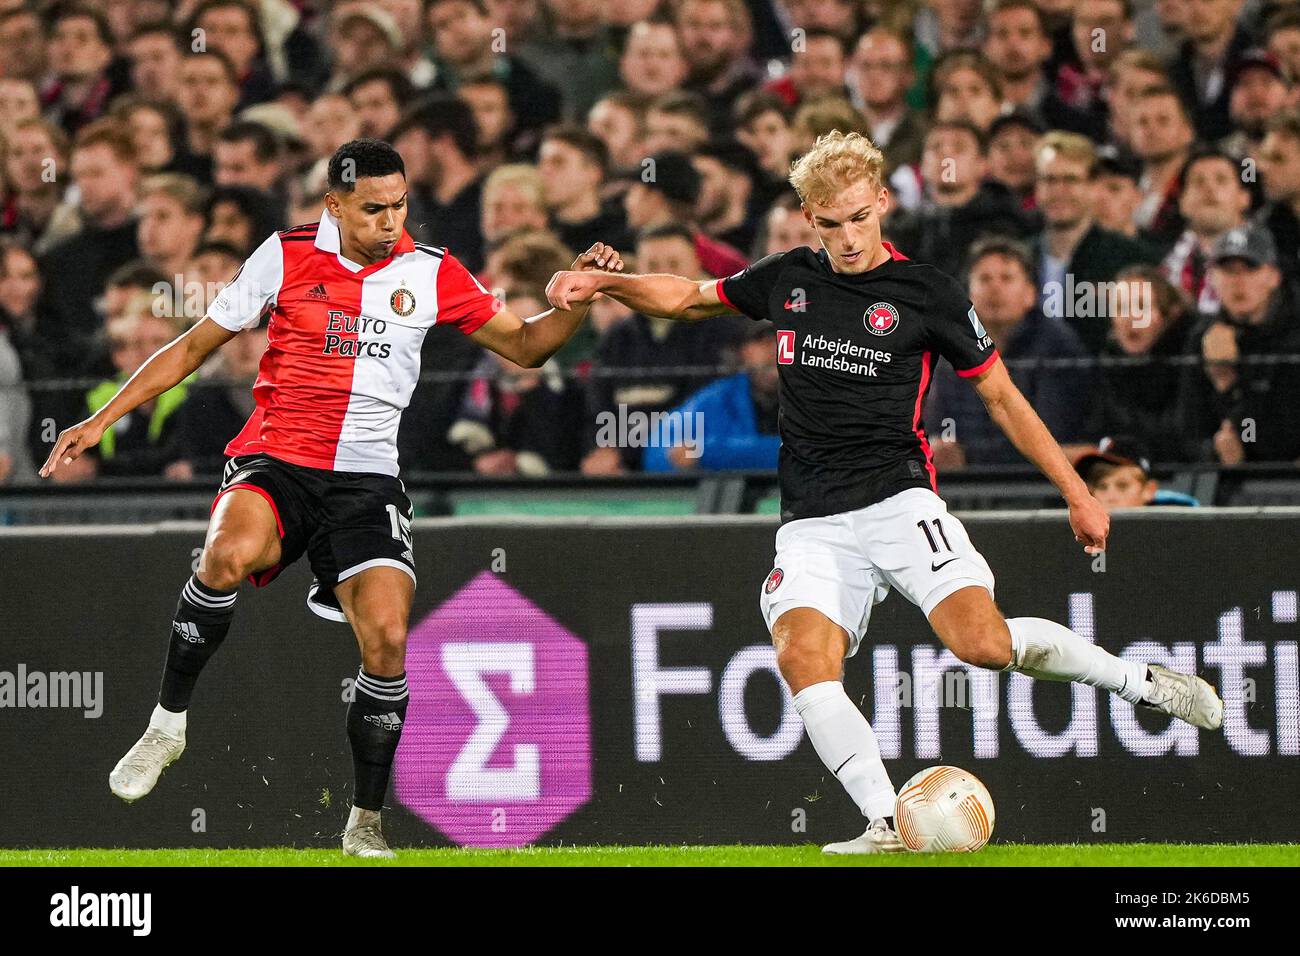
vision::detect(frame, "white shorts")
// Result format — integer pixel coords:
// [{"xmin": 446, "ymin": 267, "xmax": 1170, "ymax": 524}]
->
[{"xmin": 759, "ymin": 488, "xmax": 995, "ymax": 658}]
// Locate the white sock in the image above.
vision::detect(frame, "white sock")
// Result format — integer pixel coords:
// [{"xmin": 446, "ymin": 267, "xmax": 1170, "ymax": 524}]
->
[
  {"xmin": 793, "ymin": 681, "xmax": 896, "ymax": 820},
  {"xmin": 1005, "ymin": 617, "xmax": 1151, "ymax": 704},
  {"xmin": 347, "ymin": 805, "xmax": 380, "ymax": 829},
  {"xmin": 149, "ymin": 703, "xmax": 186, "ymax": 737}
]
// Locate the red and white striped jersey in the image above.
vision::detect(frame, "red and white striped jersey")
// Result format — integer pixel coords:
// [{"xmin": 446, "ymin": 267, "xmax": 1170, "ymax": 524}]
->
[{"xmin": 207, "ymin": 212, "xmax": 502, "ymax": 476}]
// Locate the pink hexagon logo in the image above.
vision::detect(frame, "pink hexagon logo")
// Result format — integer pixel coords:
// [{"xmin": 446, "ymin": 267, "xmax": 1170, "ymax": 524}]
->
[{"xmin": 394, "ymin": 571, "xmax": 592, "ymax": 847}]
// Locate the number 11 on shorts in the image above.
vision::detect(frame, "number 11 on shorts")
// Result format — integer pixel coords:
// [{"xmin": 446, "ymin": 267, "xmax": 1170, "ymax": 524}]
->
[{"xmin": 917, "ymin": 518, "xmax": 952, "ymax": 554}]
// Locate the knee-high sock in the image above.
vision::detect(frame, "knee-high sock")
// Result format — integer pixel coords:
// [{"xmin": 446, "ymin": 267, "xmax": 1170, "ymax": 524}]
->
[
  {"xmin": 347, "ymin": 669, "xmax": 409, "ymax": 812},
  {"xmin": 1005, "ymin": 617, "xmax": 1149, "ymax": 703},
  {"xmin": 793, "ymin": 681, "xmax": 896, "ymax": 820},
  {"xmin": 158, "ymin": 574, "xmax": 238, "ymax": 716}
]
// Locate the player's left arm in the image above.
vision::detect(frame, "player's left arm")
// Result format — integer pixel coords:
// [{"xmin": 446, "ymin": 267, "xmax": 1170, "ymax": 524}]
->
[
  {"xmin": 970, "ymin": 358, "xmax": 1109, "ymax": 554},
  {"xmin": 470, "ymin": 243, "xmax": 624, "ymax": 368}
]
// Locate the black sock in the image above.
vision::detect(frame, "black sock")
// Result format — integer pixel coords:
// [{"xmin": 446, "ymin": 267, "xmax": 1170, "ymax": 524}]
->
[
  {"xmin": 347, "ymin": 669, "xmax": 409, "ymax": 811},
  {"xmin": 158, "ymin": 574, "xmax": 238, "ymax": 712}
]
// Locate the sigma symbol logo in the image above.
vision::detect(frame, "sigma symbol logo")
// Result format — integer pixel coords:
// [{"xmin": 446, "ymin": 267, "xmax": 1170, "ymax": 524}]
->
[
  {"xmin": 764, "ymin": 567, "xmax": 784, "ymax": 593},
  {"xmin": 865, "ymin": 302, "xmax": 899, "ymax": 336},
  {"xmin": 776, "ymin": 329, "xmax": 796, "ymax": 365},
  {"xmin": 390, "ymin": 285, "xmax": 416, "ymax": 316}
]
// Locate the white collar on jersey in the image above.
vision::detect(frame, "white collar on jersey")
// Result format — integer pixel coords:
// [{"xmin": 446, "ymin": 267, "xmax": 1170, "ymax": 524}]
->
[{"xmin": 314, "ymin": 209, "xmax": 364, "ymax": 273}]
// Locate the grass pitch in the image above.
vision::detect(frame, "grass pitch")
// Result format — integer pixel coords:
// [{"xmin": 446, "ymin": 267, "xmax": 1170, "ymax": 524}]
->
[{"xmin": 2, "ymin": 844, "xmax": 1297, "ymax": 867}]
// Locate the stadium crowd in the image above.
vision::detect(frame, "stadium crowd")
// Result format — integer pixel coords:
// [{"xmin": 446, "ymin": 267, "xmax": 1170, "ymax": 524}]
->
[{"xmin": 3, "ymin": 0, "xmax": 1300, "ymax": 486}]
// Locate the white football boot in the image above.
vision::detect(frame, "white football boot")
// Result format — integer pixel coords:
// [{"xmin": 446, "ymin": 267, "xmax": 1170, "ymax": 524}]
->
[
  {"xmin": 342, "ymin": 807, "xmax": 397, "ymax": 859},
  {"xmin": 822, "ymin": 817, "xmax": 908, "ymax": 855},
  {"xmin": 1139, "ymin": 664, "xmax": 1224, "ymax": 731},
  {"xmin": 109, "ymin": 727, "xmax": 186, "ymax": 802}
]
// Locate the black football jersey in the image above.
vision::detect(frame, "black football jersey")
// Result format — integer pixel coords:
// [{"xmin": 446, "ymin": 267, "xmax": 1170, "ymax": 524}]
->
[{"xmin": 717, "ymin": 242, "xmax": 999, "ymax": 522}]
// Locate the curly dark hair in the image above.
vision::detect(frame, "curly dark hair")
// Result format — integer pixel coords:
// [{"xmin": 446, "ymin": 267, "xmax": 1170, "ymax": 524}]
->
[{"xmin": 327, "ymin": 139, "xmax": 406, "ymax": 193}]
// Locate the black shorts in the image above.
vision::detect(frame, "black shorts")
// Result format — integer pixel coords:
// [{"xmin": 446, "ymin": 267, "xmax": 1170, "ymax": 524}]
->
[{"xmin": 211, "ymin": 453, "xmax": 416, "ymax": 622}]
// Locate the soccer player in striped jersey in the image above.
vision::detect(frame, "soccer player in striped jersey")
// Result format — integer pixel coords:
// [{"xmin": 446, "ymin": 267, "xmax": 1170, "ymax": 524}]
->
[{"xmin": 40, "ymin": 139, "xmax": 623, "ymax": 858}]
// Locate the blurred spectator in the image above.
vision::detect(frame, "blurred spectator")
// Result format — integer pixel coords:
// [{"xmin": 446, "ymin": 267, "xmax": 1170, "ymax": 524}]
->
[
  {"xmin": 644, "ymin": 319, "xmax": 780, "ymax": 472},
  {"xmin": 1265, "ymin": 6, "xmax": 1300, "ymax": 85},
  {"xmin": 887, "ymin": 119, "xmax": 1031, "ymax": 277},
  {"xmin": 390, "ymin": 96, "xmax": 486, "ymax": 270},
  {"xmin": 204, "ymin": 184, "xmax": 281, "ymax": 254},
  {"xmin": 1161, "ymin": 148, "xmax": 1251, "ymax": 315},
  {"xmin": 734, "ymin": 91, "xmax": 796, "ymax": 205},
  {"xmin": 538, "ymin": 125, "xmax": 629, "ymax": 257},
  {"xmin": 188, "ymin": 0, "xmax": 277, "ymax": 109},
  {"xmin": 764, "ymin": 30, "xmax": 850, "ymax": 109},
  {"xmin": 621, "ymin": 149, "xmax": 748, "ymax": 277},
  {"xmin": 1130, "ymin": 85, "xmax": 1195, "ymax": 251},
  {"xmin": 1107, "ymin": 49, "xmax": 1170, "ymax": 152},
  {"xmin": 0, "ymin": 6, "xmax": 48, "ymax": 86},
  {"xmin": 928, "ymin": 237, "xmax": 1091, "ymax": 467},
  {"xmin": 674, "ymin": 0, "xmax": 760, "ymax": 134},
  {"xmin": 302, "ymin": 94, "xmax": 362, "ymax": 168},
  {"xmin": 111, "ymin": 97, "xmax": 206, "ymax": 180},
  {"xmin": 42, "ymin": 4, "xmax": 126, "ymax": 135},
  {"xmin": 213, "ymin": 120, "xmax": 283, "ymax": 193},
  {"xmin": 982, "ymin": 0, "xmax": 1054, "ymax": 120},
  {"xmin": 125, "ymin": 21, "xmax": 182, "ymax": 104},
  {"xmin": 137, "ymin": 174, "xmax": 208, "ymax": 282},
  {"xmin": 36, "ymin": 120, "xmax": 141, "ymax": 372},
  {"xmin": 582, "ymin": 222, "xmax": 744, "ymax": 473},
  {"xmin": 1191, "ymin": 223, "xmax": 1300, "ymax": 464},
  {"xmin": 692, "ymin": 141, "xmax": 761, "ymax": 255},
  {"xmin": 1220, "ymin": 49, "xmax": 1295, "ymax": 163},
  {"xmin": 0, "ymin": 77, "xmax": 41, "ymax": 135},
  {"xmin": 644, "ymin": 90, "xmax": 712, "ymax": 154},
  {"xmin": 176, "ymin": 50, "xmax": 242, "ymax": 180},
  {"xmin": 426, "ymin": 0, "xmax": 562, "ymax": 150},
  {"xmin": 447, "ymin": 288, "xmax": 586, "ymax": 474},
  {"xmin": 480, "ymin": 164, "xmax": 549, "ymax": 250},
  {"xmin": 849, "ymin": 27, "xmax": 926, "ymax": 179},
  {"xmin": 986, "ymin": 109, "xmax": 1043, "ymax": 210},
  {"xmin": 1046, "ymin": 0, "xmax": 1134, "ymax": 142},
  {"xmin": 344, "ymin": 68, "xmax": 412, "ymax": 140},
  {"xmin": 1084, "ymin": 264, "xmax": 1198, "ymax": 463},
  {"xmin": 1090, "ymin": 145, "xmax": 1145, "ymax": 239},
  {"xmin": 1257, "ymin": 110, "xmax": 1300, "ymax": 288},
  {"xmin": 163, "ymin": 322, "xmax": 266, "ymax": 479},
  {"xmin": 0, "ymin": 303, "xmax": 32, "ymax": 484},
  {"xmin": 1074, "ymin": 436, "xmax": 1199, "ymax": 508},
  {"xmin": 329, "ymin": 5, "xmax": 404, "ymax": 86},
  {"xmin": 930, "ymin": 50, "xmax": 1003, "ymax": 133},
  {"xmin": 757, "ymin": 191, "xmax": 820, "ymax": 257},
  {"xmin": 458, "ymin": 77, "xmax": 515, "ymax": 168},
  {"xmin": 1031, "ymin": 131, "xmax": 1156, "ymax": 353},
  {"xmin": 619, "ymin": 19, "xmax": 690, "ymax": 99},
  {"xmin": 67, "ymin": 302, "xmax": 188, "ymax": 481},
  {"xmin": 1167, "ymin": 0, "xmax": 1257, "ymax": 143},
  {"xmin": 588, "ymin": 91, "xmax": 650, "ymax": 172},
  {"xmin": 519, "ymin": 0, "xmax": 621, "ymax": 120},
  {"xmin": 2, "ymin": 118, "xmax": 69, "ymax": 248}
]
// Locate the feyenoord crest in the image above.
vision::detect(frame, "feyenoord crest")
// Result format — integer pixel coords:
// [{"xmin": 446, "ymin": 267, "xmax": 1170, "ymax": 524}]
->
[
  {"xmin": 864, "ymin": 301, "xmax": 899, "ymax": 336},
  {"xmin": 390, "ymin": 284, "xmax": 416, "ymax": 316},
  {"xmin": 764, "ymin": 568, "xmax": 784, "ymax": 594}
]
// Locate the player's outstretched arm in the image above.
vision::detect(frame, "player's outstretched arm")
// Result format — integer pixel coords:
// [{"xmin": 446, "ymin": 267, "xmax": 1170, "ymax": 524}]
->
[
  {"xmin": 970, "ymin": 358, "xmax": 1110, "ymax": 554},
  {"xmin": 39, "ymin": 317, "xmax": 236, "ymax": 478},
  {"xmin": 471, "ymin": 243, "xmax": 624, "ymax": 368},
  {"xmin": 546, "ymin": 269, "xmax": 733, "ymax": 322}
]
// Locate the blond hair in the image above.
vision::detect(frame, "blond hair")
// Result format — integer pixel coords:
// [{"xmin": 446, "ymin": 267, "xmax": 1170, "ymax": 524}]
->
[
  {"xmin": 1035, "ymin": 130, "xmax": 1096, "ymax": 172},
  {"xmin": 788, "ymin": 130, "xmax": 885, "ymax": 205},
  {"xmin": 483, "ymin": 163, "xmax": 545, "ymax": 209}
]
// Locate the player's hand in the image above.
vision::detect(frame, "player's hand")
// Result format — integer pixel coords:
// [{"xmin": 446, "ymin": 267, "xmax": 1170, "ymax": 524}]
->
[
  {"xmin": 546, "ymin": 270, "xmax": 605, "ymax": 311},
  {"xmin": 39, "ymin": 416, "xmax": 106, "ymax": 478},
  {"xmin": 571, "ymin": 242, "xmax": 624, "ymax": 274},
  {"xmin": 1068, "ymin": 493, "xmax": 1110, "ymax": 554}
]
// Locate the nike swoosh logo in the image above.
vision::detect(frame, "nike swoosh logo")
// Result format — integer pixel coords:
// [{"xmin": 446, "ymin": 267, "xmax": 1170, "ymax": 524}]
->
[
  {"xmin": 931, "ymin": 557, "xmax": 959, "ymax": 572},
  {"xmin": 834, "ymin": 754, "xmax": 856, "ymax": 775},
  {"xmin": 783, "ymin": 299, "xmax": 801, "ymax": 310}
]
